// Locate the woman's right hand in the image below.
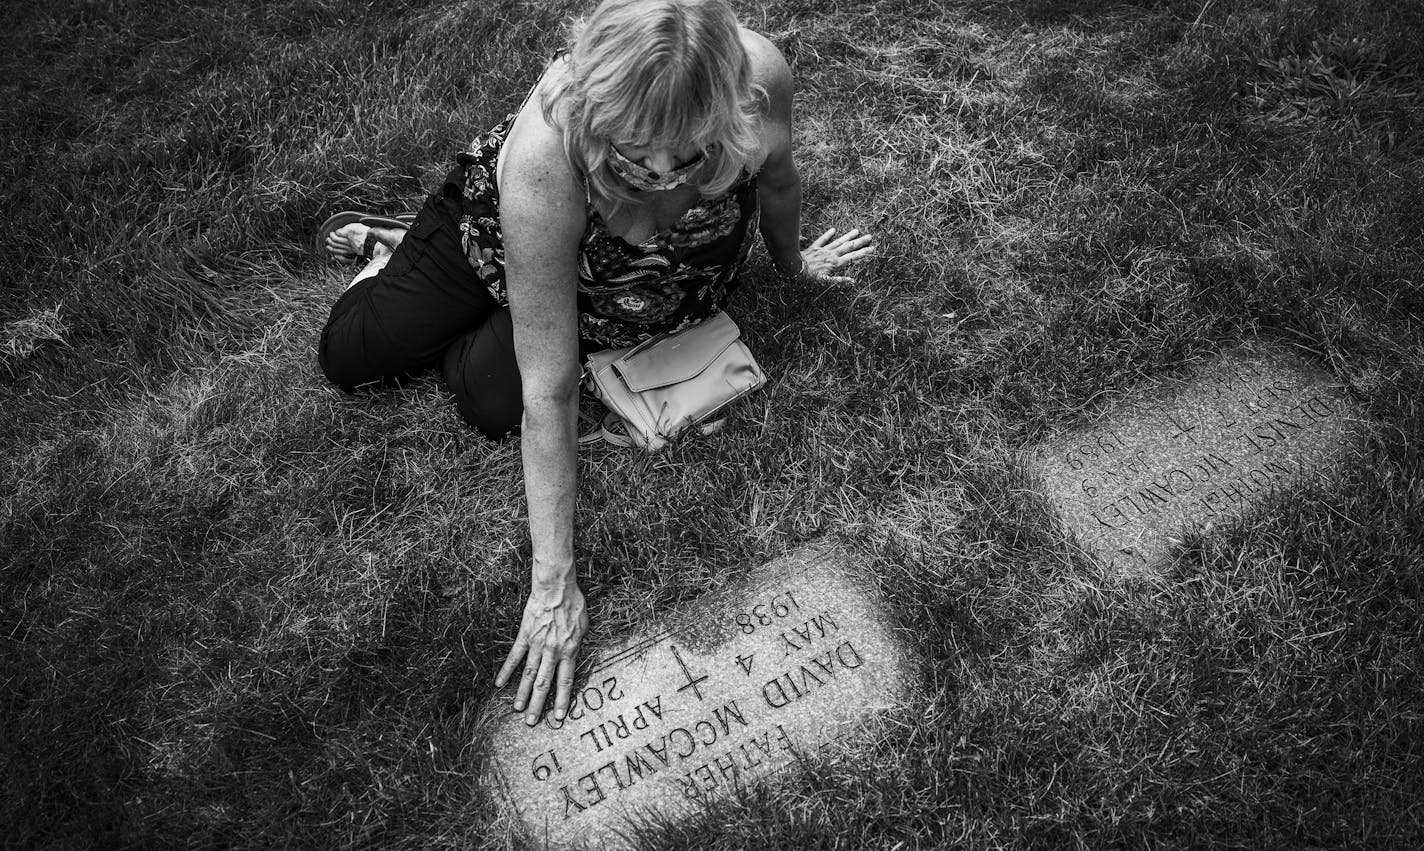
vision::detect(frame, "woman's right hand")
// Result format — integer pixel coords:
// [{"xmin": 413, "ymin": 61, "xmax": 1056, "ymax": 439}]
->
[
  {"xmin": 496, "ymin": 578, "xmax": 589, "ymax": 726},
  {"xmin": 799, "ymin": 227, "xmax": 876, "ymax": 282}
]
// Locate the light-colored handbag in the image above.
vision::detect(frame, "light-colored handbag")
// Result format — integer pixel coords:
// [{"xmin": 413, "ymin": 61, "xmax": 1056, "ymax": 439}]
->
[{"xmin": 582, "ymin": 310, "xmax": 766, "ymax": 451}]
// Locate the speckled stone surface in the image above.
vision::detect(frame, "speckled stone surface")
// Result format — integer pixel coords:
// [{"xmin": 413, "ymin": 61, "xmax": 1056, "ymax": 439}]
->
[
  {"xmin": 477, "ymin": 544, "xmax": 920, "ymax": 850},
  {"xmin": 1027, "ymin": 343, "xmax": 1369, "ymax": 573}
]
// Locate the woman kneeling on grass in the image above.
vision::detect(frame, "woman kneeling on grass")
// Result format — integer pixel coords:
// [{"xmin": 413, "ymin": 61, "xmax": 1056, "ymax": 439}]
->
[{"xmin": 316, "ymin": 0, "xmax": 874, "ymax": 725}]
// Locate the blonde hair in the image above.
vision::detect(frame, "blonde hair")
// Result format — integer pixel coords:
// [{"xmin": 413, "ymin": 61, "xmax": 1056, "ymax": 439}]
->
[{"xmin": 541, "ymin": 0, "xmax": 766, "ymax": 211}]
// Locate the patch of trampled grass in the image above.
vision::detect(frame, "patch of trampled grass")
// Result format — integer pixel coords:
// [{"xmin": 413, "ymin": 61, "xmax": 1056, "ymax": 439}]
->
[{"xmin": 3, "ymin": 0, "xmax": 1422, "ymax": 848}]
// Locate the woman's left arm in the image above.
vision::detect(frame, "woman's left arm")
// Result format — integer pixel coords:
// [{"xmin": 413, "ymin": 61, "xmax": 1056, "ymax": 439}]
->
[{"xmin": 748, "ymin": 33, "xmax": 874, "ymax": 281}]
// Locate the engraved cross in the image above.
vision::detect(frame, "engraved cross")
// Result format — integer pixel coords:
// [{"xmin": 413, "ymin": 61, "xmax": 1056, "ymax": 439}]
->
[
  {"xmin": 668, "ymin": 644, "xmax": 709, "ymax": 701},
  {"xmin": 1162, "ymin": 410, "xmax": 1200, "ymax": 444}
]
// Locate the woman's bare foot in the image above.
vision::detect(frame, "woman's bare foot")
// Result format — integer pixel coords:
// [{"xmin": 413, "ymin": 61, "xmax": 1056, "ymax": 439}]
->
[{"xmin": 324, "ymin": 223, "xmax": 407, "ymax": 260}]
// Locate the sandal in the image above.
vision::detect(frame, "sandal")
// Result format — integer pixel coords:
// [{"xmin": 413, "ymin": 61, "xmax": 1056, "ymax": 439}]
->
[{"xmin": 315, "ymin": 211, "xmax": 415, "ymax": 260}]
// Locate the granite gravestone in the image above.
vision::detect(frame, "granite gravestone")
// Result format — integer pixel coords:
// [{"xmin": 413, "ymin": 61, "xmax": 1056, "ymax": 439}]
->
[
  {"xmin": 1028, "ymin": 343, "xmax": 1369, "ymax": 572},
  {"xmin": 479, "ymin": 544, "xmax": 919, "ymax": 850}
]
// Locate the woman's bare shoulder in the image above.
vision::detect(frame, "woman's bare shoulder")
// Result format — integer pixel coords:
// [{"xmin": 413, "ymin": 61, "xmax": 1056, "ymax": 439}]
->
[
  {"xmin": 738, "ymin": 28, "xmax": 792, "ymax": 174},
  {"xmin": 510, "ymin": 57, "xmax": 568, "ymax": 150},
  {"xmin": 739, "ymin": 28, "xmax": 792, "ymax": 98},
  {"xmin": 501, "ymin": 58, "xmax": 581, "ymax": 200},
  {"xmin": 532, "ymin": 54, "xmax": 572, "ymax": 109}
]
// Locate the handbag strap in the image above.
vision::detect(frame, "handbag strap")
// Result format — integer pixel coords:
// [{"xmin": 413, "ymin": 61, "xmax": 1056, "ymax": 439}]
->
[
  {"xmin": 598, "ymin": 412, "xmax": 638, "ymax": 448},
  {"xmin": 577, "ymin": 409, "xmax": 609, "ymax": 447},
  {"xmin": 576, "ymin": 411, "xmax": 638, "ymax": 447},
  {"xmin": 581, "ymin": 411, "xmax": 727, "ymax": 449}
]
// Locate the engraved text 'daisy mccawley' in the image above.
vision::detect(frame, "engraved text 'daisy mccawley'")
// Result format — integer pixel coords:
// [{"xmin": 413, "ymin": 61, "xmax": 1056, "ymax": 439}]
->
[{"xmin": 1027, "ymin": 342, "xmax": 1370, "ymax": 573}]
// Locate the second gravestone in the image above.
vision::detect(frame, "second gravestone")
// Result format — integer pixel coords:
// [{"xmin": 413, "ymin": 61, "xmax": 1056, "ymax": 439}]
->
[
  {"xmin": 478, "ymin": 544, "xmax": 920, "ymax": 850},
  {"xmin": 1027, "ymin": 342, "xmax": 1369, "ymax": 572}
]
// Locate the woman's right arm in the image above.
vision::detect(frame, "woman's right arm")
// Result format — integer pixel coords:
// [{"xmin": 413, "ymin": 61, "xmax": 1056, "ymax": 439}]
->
[{"xmin": 492, "ymin": 100, "xmax": 590, "ymax": 727}]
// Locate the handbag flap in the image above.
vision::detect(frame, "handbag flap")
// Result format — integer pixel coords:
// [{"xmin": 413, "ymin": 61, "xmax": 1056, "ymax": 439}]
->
[{"xmin": 612, "ymin": 311, "xmax": 742, "ymax": 392}]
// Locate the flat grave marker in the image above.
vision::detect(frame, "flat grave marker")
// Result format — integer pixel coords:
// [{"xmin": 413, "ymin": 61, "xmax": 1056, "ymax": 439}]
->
[
  {"xmin": 478, "ymin": 544, "xmax": 920, "ymax": 850},
  {"xmin": 1027, "ymin": 343, "xmax": 1370, "ymax": 572}
]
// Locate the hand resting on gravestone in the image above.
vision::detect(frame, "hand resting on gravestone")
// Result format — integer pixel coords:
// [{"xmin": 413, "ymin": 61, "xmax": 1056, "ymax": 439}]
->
[{"xmin": 496, "ymin": 576, "xmax": 589, "ymax": 727}]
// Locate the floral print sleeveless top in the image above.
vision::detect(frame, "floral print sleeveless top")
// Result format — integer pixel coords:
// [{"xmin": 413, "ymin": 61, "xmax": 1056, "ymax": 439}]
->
[{"xmin": 453, "ymin": 112, "xmax": 761, "ymax": 350}]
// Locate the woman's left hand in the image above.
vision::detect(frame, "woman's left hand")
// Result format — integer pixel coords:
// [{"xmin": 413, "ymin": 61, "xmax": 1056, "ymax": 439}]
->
[{"xmin": 801, "ymin": 227, "xmax": 876, "ymax": 282}]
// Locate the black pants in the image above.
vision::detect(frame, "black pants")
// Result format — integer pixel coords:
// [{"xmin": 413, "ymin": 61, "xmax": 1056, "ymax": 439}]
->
[{"xmin": 318, "ymin": 187, "xmax": 523, "ymax": 440}]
